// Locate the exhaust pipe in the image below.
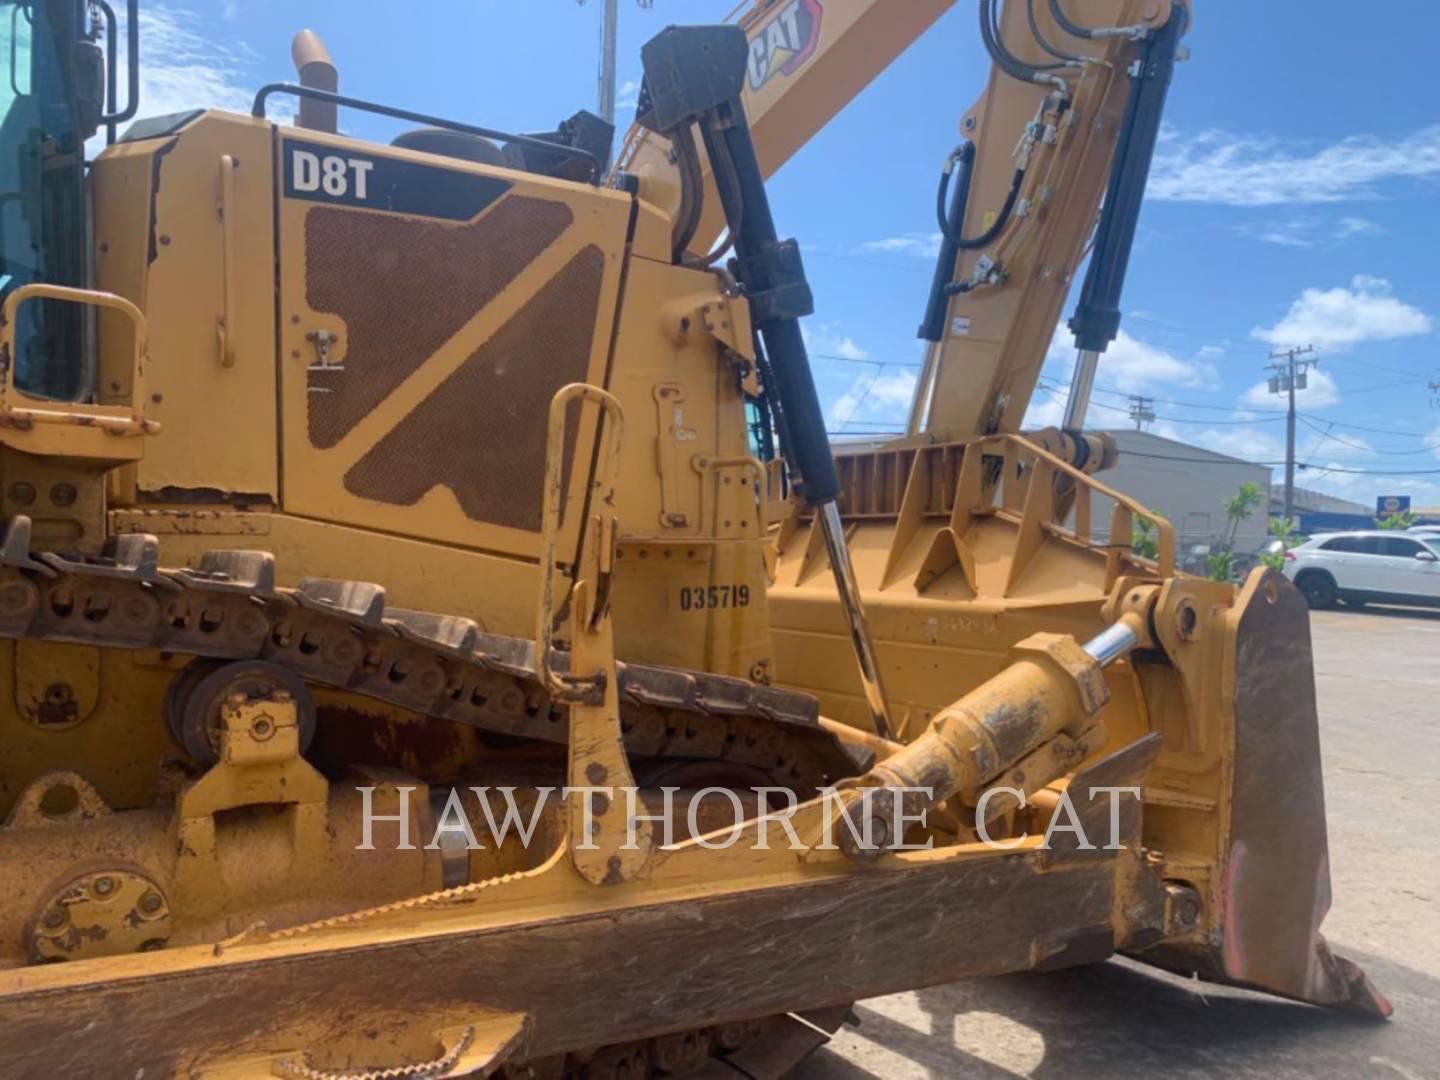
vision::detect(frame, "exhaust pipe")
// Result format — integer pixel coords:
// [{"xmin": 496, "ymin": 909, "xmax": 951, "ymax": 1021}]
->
[{"xmin": 290, "ymin": 29, "xmax": 338, "ymax": 133}]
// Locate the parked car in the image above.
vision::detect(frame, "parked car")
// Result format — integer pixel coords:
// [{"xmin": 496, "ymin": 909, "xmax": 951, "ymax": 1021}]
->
[{"xmin": 1283, "ymin": 530, "xmax": 1440, "ymax": 609}]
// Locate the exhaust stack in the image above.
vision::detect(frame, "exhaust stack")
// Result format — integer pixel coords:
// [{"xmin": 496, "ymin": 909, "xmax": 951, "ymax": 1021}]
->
[{"xmin": 291, "ymin": 30, "xmax": 338, "ymax": 133}]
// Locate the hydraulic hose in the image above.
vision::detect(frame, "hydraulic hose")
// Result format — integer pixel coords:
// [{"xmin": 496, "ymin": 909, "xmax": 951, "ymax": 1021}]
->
[
  {"xmin": 934, "ymin": 142, "xmax": 1026, "ymax": 256},
  {"xmin": 1048, "ymin": 0, "xmax": 1096, "ymax": 38},
  {"xmin": 1026, "ymin": 0, "xmax": 1084, "ymax": 62},
  {"xmin": 668, "ymin": 125, "xmax": 704, "ymax": 262},
  {"xmin": 984, "ymin": 0, "xmax": 1069, "ymax": 72},
  {"xmin": 979, "ymin": 0, "xmax": 1072, "ymax": 93},
  {"xmin": 1048, "ymin": 0, "xmax": 1148, "ymax": 41}
]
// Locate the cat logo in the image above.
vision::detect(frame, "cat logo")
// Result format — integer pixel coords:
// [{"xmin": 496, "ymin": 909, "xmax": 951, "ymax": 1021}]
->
[{"xmin": 747, "ymin": 0, "xmax": 823, "ymax": 92}]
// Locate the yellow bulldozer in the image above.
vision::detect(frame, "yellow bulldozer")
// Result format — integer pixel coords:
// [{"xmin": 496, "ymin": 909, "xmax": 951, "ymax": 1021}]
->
[{"xmin": 0, "ymin": 0, "xmax": 1386, "ymax": 1075}]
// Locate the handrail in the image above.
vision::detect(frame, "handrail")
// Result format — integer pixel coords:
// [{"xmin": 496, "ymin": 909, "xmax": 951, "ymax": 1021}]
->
[
  {"xmin": 535, "ymin": 383, "xmax": 625, "ymax": 700},
  {"xmin": 216, "ymin": 155, "xmax": 238, "ymax": 368},
  {"xmin": 95, "ymin": 0, "xmax": 140, "ymax": 131},
  {"xmin": 250, "ymin": 84, "xmax": 602, "ymax": 184},
  {"xmin": 0, "ymin": 284, "xmax": 156, "ymax": 436}
]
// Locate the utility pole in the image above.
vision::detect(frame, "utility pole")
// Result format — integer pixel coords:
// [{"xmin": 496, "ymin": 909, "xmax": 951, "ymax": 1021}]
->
[
  {"xmin": 1267, "ymin": 345, "xmax": 1316, "ymax": 524},
  {"xmin": 581, "ymin": 0, "xmax": 653, "ymax": 126},
  {"xmin": 1127, "ymin": 395, "xmax": 1155, "ymax": 431},
  {"xmin": 599, "ymin": 0, "xmax": 618, "ymax": 125}
]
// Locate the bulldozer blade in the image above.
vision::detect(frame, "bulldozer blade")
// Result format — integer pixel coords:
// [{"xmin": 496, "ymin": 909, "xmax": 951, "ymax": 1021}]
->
[
  {"xmin": 0, "ymin": 741, "xmax": 1167, "ymax": 1076},
  {"xmin": 1139, "ymin": 573, "xmax": 1391, "ymax": 1018}
]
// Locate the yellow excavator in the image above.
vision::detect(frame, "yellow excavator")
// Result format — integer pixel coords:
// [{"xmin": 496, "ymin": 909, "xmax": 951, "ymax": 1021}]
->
[{"xmin": 0, "ymin": 1, "xmax": 1387, "ymax": 1076}]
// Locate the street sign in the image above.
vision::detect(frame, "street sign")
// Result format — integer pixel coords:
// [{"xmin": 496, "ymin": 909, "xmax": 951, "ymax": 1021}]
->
[{"xmin": 1377, "ymin": 495, "xmax": 1411, "ymax": 517}]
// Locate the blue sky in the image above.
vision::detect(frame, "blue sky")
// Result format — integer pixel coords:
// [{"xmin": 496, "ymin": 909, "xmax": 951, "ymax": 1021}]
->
[{"xmin": 128, "ymin": 1, "xmax": 1440, "ymax": 509}]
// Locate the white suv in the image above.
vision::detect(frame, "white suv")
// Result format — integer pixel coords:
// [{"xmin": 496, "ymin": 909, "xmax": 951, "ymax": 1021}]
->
[{"xmin": 1284, "ymin": 530, "xmax": 1440, "ymax": 610}]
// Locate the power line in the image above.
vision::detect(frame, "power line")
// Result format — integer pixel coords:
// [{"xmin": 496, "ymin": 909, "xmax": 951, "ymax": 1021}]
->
[
  {"xmin": 1296, "ymin": 412, "xmax": 1440, "ymax": 437},
  {"xmin": 1124, "ymin": 314, "xmax": 1267, "ymax": 352},
  {"xmin": 1116, "ymin": 448, "xmax": 1440, "ymax": 475},
  {"xmin": 1080, "ymin": 382, "xmax": 1288, "ymax": 415},
  {"xmin": 1035, "ymin": 384, "xmax": 1283, "ymax": 425},
  {"xmin": 1341, "ymin": 377, "xmax": 1431, "ymax": 399},
  {"xmin": 1315, "ymin": 353, "xmax": 1431, "ymax": 380},
  {"xmin": 1299, "ymin": 416, "xmax": 1440, "ymax": 456},
  {"xmin": 1298, "ymin": 463, "xmax": 1440, "ymax": 476},
  {"xmin": 811, "ymin": 352, "xmax": 923, "ymax": 369}
]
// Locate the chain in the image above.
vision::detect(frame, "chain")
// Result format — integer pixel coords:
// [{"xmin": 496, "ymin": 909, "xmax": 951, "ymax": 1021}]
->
[{"xmin": 273, "ymin": 1025, "xmax": 475, "ymax": 1080}]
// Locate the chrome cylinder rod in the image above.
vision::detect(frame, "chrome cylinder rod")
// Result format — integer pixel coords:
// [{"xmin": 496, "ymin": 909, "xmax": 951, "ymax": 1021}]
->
[
  {"xmin": 1062, "ymin": 348, "xmax": 1100, "ymax": 430},
  {"xmin": 818, "ymin": 500, "xmax": 894, "ymax": 741},
  {"xmin": 1082, "ymin": 620, "xmax": 1140, "ymax": 667}
]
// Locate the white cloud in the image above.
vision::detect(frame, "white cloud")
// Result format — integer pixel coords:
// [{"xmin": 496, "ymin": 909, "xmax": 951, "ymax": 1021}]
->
[
  {"xmin": 1335, "ymin": 216, "xmax": 1384, "ymax": 240},
  {"xmin": 803, "ymin": 323, "xmax": 869, "ymax": 361},
  {"xmin": 1251, "ymin": 275, "xmax": 1432, "ymax": 351},
  {"xmin": 1022, "ymin": 392, "xmax": 1066, "ymax": 430},
  {"xmin": 856, "ymin": 233, "xmax": 943, "ymax": 259},
  {"xmin": 1241, "ymin": 367, "xmax": 1341, "ymax": 410},
  {"xmin": 616, "ymin": 78, "xmax": 641, "ymax": 111},
  {"xmin": 828, "ymin": 370, "xmax": 917, "ymax": 429},
  {"xmin": 1235, "ymin": 214, "xmax": 1386, "ymax": 248},
  {"xmin": 1149, "ymin": 124, "xmax": 1440, "ymax": 206},
  {"xmin": 1181, "ymin": 423, "xmax": 1285, "ymax": 465},
  {"xmin": 1236, "ymin": 218, "xmax": 1317, "ymax": 247},
  {"xmin": 87, "ymin": 4, "xmax": 292, "ymax": 156},
  {"xmin": 131, "ymin": 6, "xmax": 265, "ymax": 118},
  {"xmin": 1046, "ymin": 327, "xmax": 1217, "ymax": 392}
]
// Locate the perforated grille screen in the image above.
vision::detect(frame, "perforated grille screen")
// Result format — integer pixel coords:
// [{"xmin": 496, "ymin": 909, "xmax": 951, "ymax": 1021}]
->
[
  {"xmin": 303, "ymin": 196, "xmax": 573, "ymax": 449},
  {"xmin": 343, "ymin": 246, "xmax": 607, "ymax": 532}
]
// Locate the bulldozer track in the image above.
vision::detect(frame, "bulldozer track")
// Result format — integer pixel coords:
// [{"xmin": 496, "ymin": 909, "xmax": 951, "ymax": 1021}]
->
[
  {"xmin": 0, "ymin": 517, "xmax": 862, "ymax": 792},
  {"xmin": 0, "ymin": 518, "xmax": 864, "ymax": 1075}
]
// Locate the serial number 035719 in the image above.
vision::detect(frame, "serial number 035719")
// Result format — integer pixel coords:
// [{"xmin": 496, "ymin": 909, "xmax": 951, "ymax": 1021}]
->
[{"xmin": 678, "ymin": 585, "xmax": 752, "ymax": 611}]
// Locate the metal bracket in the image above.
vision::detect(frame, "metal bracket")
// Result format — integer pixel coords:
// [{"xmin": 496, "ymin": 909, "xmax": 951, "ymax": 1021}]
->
[
  {"xmin": 534, "ymin": 383, "xmax": 652, "ymax": 885},
  {"xmin": 305, "ymin": 329, "xmax": 339, "ymax": 370},
  {"xmin": 737, "ymin": 239, "xmax": 814, "ymax": 325},
  {"xmin": 653, "ymin": 383, "xmax": 693, "ymax": 528}
]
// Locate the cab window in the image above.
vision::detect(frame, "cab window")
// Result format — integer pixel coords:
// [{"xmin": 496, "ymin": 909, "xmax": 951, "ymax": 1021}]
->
[{"xmin": 0, "ymin": 0, "xmax": 88, "ymax": 400}]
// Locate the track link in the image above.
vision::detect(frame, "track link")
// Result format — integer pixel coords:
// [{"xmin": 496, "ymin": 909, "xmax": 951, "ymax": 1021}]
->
[{"xmin": 0, "ymin": 518, "xmax": 864, "ymax": 790}]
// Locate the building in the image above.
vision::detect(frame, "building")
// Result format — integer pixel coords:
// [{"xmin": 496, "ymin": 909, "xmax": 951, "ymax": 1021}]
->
[
  {"xmin": 1270, "ymin": 485, "xmax": 1371, "ymax": 535},
  {"xmin": 1076, "ymin": 430, "xmax": 1273, "ymax": 557}
]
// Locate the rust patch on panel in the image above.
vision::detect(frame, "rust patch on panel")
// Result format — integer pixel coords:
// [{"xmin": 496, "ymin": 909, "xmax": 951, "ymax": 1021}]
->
[
  {"xmin": 304, "ymin": 196, "xmax": 573, "ymax": 448},
  {"xmin": 343, "ymin": 246, "xmax": 607, "ymax": 531}
]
